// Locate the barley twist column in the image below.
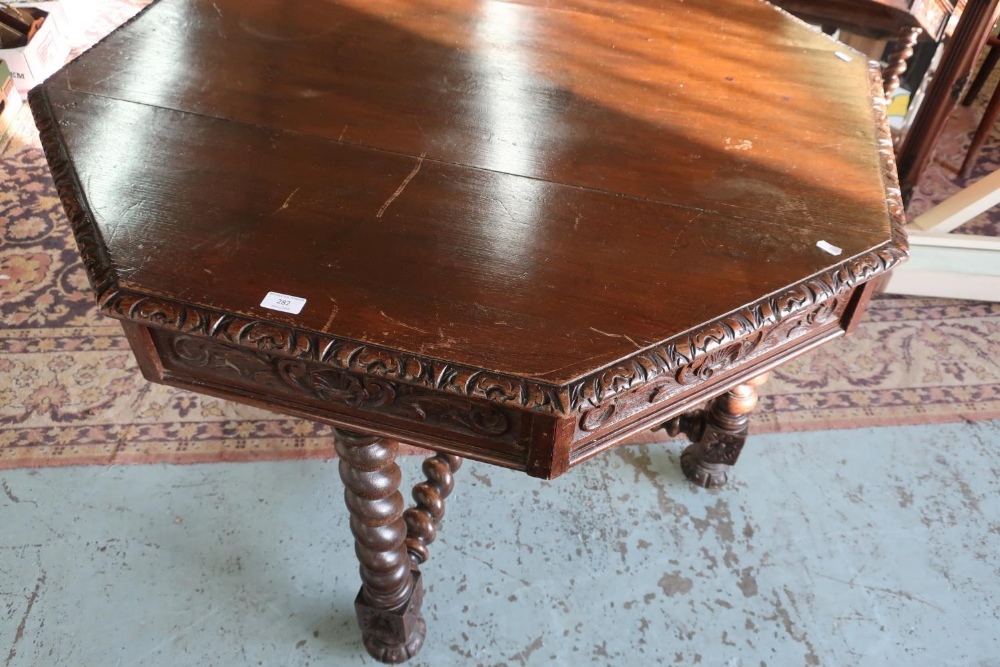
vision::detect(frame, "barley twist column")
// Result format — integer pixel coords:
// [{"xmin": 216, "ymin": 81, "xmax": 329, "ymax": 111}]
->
[
  {"xmin": 403, "ymin": 453, "xmax": 463, "ymax": 565},
  {"xmin": 334, "ymin": 428, "xmax": 425, "ymax": 664},
  {"xmin": 884, "ymin": 26, "xmax": 922, "ymax": 99}
]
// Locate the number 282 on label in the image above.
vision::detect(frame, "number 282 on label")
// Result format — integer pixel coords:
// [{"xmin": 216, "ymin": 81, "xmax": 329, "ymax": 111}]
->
[{"xmin": 260, "ymin": 291, "xmax": 307, "ymax": 315}]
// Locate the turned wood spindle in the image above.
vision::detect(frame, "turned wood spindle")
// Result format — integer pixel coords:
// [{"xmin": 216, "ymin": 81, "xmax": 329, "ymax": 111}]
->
[
  {"xmin": 884, "ymin": 26, "xmax": 922, "ymax": 99},
  {"xmin": 404, "ymin": 453, "xmax": 463, "ymax": 565}
]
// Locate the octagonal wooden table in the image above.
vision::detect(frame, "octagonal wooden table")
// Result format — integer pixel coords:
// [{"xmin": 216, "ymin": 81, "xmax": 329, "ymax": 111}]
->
[{"xmin": 31, "ymin": 0, "xmax": 906, "ymax": 661}]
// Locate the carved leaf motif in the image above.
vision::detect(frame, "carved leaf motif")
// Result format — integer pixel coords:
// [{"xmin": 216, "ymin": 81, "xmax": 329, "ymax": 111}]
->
[
  {"xmin": 276, "ymin": 360, "xmax": 395, "ymax": 409},
  {"xmin": 396, "ymin": 395, "xmax": 509, "ymax": 436},
  {"xmin": 172, "ymin": 334, "xmax": 272, "ymax": 380},
  {"xmin": 675, "ymin": 332, "xmax": 764, "ymax": 386},
  {"xmin": 579, "ymin": 403, "xmax": 618, "ymax": 432},
  {"xmin": 167, "ymin": 334, "xmax": 511, "ymax": 437}
]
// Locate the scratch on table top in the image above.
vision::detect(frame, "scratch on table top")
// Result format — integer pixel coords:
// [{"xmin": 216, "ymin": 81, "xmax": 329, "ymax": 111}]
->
[
  {"xmin": 437, "ymin": 326, "xmax": 459, "ymax": 348},
  {"xmin": 380, "ymin": 310, "xmax": 428, "ymax": 334},
  {"xmin": 533, "ymin": 350, "xmax": 619, "ymax": 380},
  {"xmin": 668, "ymin": 213, "xmax": 701, "ymax": 258},
  {"xmin": 589, "ymin": 327, "xmax": 643, "ymax": 349},
  {"xmin": 491, "ymin": 196, "xmax": 515, "ymax": 222},
  {"xmin": 376, "ymin": 153, "xmax": 426, "ymax": 219},
  {"xmin": 322, "ymin": 298, "xmax": 339, "ymax": 333},
  {"xmin": 212, "ymin": 2, "xmax": 227, "ymax": 38},
  {"xmin": 275, "ymin": 187, "xmax": 301, "ymax": 214}
]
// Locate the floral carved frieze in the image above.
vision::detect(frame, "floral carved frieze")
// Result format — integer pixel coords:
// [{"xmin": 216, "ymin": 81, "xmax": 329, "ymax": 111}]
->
[
  {"xmin": 575, "ymin": 296, "xmax": 846, "ymax": 435},
  {"xmin": 165, "ymin": 334, "xmax": 514, "ymax": 440},
  {"xmin": 675, "ymin": 334, "xmax": 764, "ymax": 386}
]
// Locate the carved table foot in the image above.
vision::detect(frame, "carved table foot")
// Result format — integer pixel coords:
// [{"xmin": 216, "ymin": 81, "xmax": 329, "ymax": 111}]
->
[
  {"xmin": 660, "ymin": 373, "xmax": 769, "ymax": 489},
  {"xmin": 334, "ymin": 428, "xmax": 426, "ymax": 664}
]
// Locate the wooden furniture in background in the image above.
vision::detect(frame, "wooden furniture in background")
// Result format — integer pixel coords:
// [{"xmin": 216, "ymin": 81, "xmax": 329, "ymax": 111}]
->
[
  {"xmin": 898, "ymin": 0, "xmax": 1000, "ymax": 199},
  {"xmin": 959, "ymin": 35, "xmax": 1000, "ymax": 176},
  {"xmin": 30, "ymin": 0, "xmax": 907, "ymax": 662},
  {"xmin": 774, "ymin": 0, "xmax": 956, "ymax": 95}
]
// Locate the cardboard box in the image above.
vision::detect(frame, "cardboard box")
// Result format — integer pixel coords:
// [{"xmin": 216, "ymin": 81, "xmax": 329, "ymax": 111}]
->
[
  {"xmin": 0, "ymin": 6, "xmax": 70, "ymax": 94},
  {"xmin": 1, "ymin": 60, "xmax": 25, "ymax": 150},
  {"xmin": 7, "ymin": 2, "xmax": 72, "ymax": 43}
]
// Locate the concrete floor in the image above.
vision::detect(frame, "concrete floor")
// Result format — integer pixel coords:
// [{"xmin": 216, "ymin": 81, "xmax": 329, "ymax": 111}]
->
[{"xmin": 2, "ymin": 420, "xmax": 998, "ymax": 667}]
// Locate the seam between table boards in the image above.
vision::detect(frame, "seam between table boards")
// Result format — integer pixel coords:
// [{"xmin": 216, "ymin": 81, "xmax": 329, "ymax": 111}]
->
[{"xmin": 42, "ymin": 83, "xmax": 886, "ymax": 238}]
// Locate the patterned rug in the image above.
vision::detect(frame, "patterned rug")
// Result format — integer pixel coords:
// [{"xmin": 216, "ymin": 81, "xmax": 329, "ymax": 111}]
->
[{"xmin": 2, "ymin": 1, "xmax": 999, "ymax": 470}]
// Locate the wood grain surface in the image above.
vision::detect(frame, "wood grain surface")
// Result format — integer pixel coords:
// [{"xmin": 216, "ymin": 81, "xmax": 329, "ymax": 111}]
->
[{"xmin": 33, "ymin": 0, "xmax": 900, "ymax": 384}]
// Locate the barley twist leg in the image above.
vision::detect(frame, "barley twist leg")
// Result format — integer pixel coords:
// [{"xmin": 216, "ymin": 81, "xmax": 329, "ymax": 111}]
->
[{"xmin": 335, "ymin": 428, "xmax": 425, "ymax": 664}]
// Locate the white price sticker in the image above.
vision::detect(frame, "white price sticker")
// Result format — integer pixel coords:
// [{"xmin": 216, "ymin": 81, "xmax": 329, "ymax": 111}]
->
[
  {"xmin": 260, "ymin": 291, "xmax": 306, "ymax": 314},
  {"xmin": 816, "ymin": 240, "xmax": 843, "ymax": 256}
]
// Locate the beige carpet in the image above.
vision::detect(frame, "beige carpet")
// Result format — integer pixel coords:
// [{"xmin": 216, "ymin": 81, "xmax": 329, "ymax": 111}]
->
[{"xmin": 2, "ymin": 1, "xmax": 999, "ymax": 470}]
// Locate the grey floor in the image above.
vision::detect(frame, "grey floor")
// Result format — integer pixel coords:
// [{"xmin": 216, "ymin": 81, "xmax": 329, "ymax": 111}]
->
[{"xmin": 2, "ymin": 420, "xmax": 998, "ymax": 667}]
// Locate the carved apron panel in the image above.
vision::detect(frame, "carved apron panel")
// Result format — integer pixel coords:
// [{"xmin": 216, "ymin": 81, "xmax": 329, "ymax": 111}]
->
[
  {"xmin": 153, "ymin": 330, "xmax": 523, "ymax": 449},
  {"xmin": 572, "ymin": 294, "xmax": 849, "ymax": 440}
]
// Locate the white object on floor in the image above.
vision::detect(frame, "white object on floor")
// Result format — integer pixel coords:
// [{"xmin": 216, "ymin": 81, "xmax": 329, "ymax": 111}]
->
[{"xmin": 884, "ymin": 168, "xmax": 1000, "ymax": 301}]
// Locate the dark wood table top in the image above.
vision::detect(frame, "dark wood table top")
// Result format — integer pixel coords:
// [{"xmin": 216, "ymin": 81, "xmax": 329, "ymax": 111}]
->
[{"xmin": 31, "ymin": 0, "xmax": 905, "ymax": 465}]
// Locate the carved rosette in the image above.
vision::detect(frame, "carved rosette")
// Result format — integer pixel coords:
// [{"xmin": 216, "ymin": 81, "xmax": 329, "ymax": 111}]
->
[{"xmin": 687, "ymin": 425, "xmax": 746, "ymax": 467}]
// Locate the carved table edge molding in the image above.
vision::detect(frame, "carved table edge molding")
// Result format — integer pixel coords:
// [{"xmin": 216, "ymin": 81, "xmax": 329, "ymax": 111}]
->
[{"xmin": 28, "ymin": 68, "xmax": 906, "ymax": 419}]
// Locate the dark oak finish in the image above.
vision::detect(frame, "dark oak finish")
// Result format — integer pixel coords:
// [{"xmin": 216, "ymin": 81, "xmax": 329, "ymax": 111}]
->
[
  {"xmin": 404, "ymin": 453, "xmax": 463, "ymax": 566},
  {"xmin": 885, "ymin": 26, "xmax": 924, "ymax": 97},
  {"xmin": 31, "ymin": 0, "xmax": 907, "ymax": 661}
]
